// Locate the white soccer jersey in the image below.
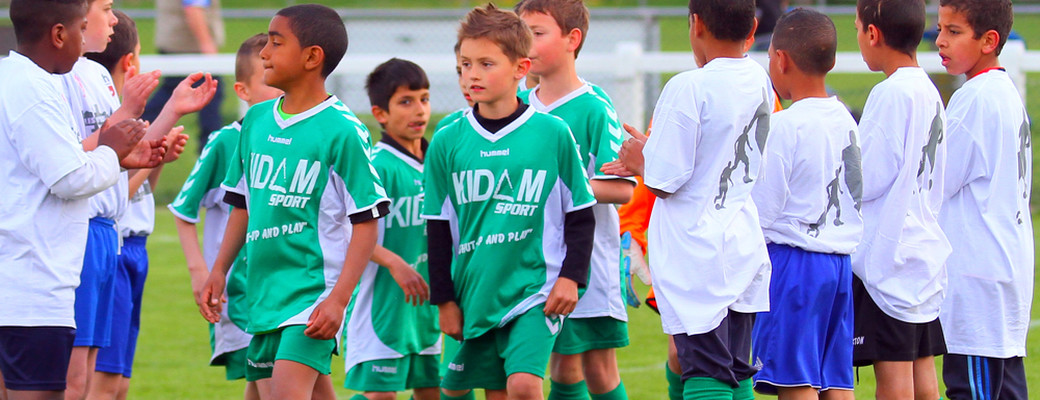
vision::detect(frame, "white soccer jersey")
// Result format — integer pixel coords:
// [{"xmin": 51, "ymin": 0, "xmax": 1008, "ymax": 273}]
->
[
  {"xmin": 63, "ymin": 58, "xmax": 129, "ymax": 222},
  {"xmin": 121, "ymin": 181, "xmax": 156, "ymax": 237},
  {"xmin": 0, "ymin": 52, "xmax": 119, "ymax": 327},
  {"xmin": 938, "ymin": 69, "xmax": 1033, "ymax": 358},
  {"xmin": 754, "ymin": 97, "xmax": 864, "ymax": 254},
  {"xmin": 642, "ymin": 56, "xmax": 773, "ymax": 336},
  {"xmin": 853, "ymin": 67, "xmax": 951, "ymax": 324}
]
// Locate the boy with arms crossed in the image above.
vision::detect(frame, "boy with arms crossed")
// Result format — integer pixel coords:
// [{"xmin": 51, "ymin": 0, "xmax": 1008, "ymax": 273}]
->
[
  {"xmin": 0, "ymin": 0, "xmax": 163, "ymax": 398},
  {"xmin": 170, "ymin": 34, "xmax": 281, "ymax": 400},
  {"xmin": 515, "ymin": 1, "xmax": 634, "ymax": 399},
  {"xmin": 343, "ymin": 58, "xmax": 440, "ymax": 400},
  {"xmin": 750, "ymin": 9, "xmax": 863, "ymax": 400},
  {"xmin": 852, "ymin": 0, "xmax": 951, "ymax": 398},
  {"xmin": 200, "ymin": 4, "xmax": 389, "ymax": 399},
  {"xmin": 935, "ymin": 1, "xmax": 1033, "ymax": 398},
  {"xmin": 606, "ymin": 1, "xmax": 773, "ymax": 398},
  {"xmin": 424, "ymin": 5, "xmax": 596, "ymax": 400}
]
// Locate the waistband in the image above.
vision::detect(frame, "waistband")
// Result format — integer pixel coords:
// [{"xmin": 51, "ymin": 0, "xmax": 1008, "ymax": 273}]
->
[
  {"xmin": 89, "ymin": 217, "xmax": 115, "ymax": 228},
  {"xmin": 122, "ymin": 235, "xmax": 149, "ymax": 245}
]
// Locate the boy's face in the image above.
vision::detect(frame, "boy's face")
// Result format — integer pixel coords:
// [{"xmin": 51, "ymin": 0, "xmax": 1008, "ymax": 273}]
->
[
  {"xmin": 84, "ymin": 0, "xmax": 116, "ymax": 54},
  {"xmin": 766, "ymin": 43, "xmax": 791, "ymax": 100},
  {"xmin": 459, "ymin": 37, "xmax": 528, "ymax": 106},
  {"xmin": 521, "ymin": 11, "xmax": 574, "ymax": 77},
  {"xmin": 936, "ymin": 6, "xmax": 990, "ymax": 76},
  {"xmin": 56, "ymin": 14, "xmax": 89, "ymax": 73},
  {"xmin": 854, "ymin": 14, "xmax": 881, "ymax": 72},
  {"xmin": 455, "ymin": 54, "xmax": 474, "ymax": 107},
  {"xmin": 260, "ymin": 15, "xmax": 309, "ymax": 91},
  {"xmin": 244, "ymin": 54, "xmax": 284, "ymax": 105},
  {"xmin": 688, "ymin": 14, "xmax": 707, "ymax": 68},
  {"xmin": 376, "ymin": 86, "xmax": 431, "ymax": 142}
]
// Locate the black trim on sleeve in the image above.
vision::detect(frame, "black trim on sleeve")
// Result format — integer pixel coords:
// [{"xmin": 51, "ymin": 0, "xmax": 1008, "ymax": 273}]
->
[
  {"xmin": 348, "ymin": 201, "xmax": 391, "ymax": 224},
  {"xmin": 428, "ymin": 220, "xmax": 456, "ymax": 304},
  {"xmin": 559, "ymin": 207, "xmax": 595, "ymax": 287},
  {"xmin": 223, "ymin": 192, "xmax": 247, "ymax": 210}
]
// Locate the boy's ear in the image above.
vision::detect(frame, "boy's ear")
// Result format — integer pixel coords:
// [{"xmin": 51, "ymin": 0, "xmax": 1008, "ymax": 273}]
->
[
  {"xmin": 746, "ymin": 18, "xmax": 759, "ymax": 44},
  {"xmin": 233, "ymin": 81, "xmax": 250, "ymax": 103},
  {"xmin": 514, "ymin": 57, "xmax": 532, "ymax": 81},
  {"xmin": 866, "ymin": 23, "xmax": 883, "ymax": 48},
  {"xmin": 566, "ymin": 27, "xmax": 583, "ymax": 54},
  {"xmin": 981, "ymin": 29, "xmax": 1000, "ymax": 55},
  {"xmin": 118, "ymin": 53, "xmax": 134, "ymax": 75},
  {"xmin": 52, "ymin": 23, "xmax": 68, "ymax": 50},
  {"xmin": 371, "ymin": 105, "xmax": 390, "ymax": 125},
  {"xmin": 775, "ymin": 49, "xmax": 791, "ymax": 74},
  {"xmin": 303, "ymin": 45, "xmax": 325, "ymax": 74}
]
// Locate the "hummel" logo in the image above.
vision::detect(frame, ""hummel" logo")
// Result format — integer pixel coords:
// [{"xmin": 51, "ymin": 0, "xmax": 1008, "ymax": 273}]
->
[{"xmin": 480, "ymin": 149, "xmax": 509, "ymax": 157}]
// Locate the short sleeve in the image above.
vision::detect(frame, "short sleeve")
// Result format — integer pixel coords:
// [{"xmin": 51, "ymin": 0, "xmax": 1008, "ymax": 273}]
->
[
  {"xmin": 558, "ymin": 125, "xmax": 596, "ymax": 212},
  {"xmin": 220, "ymin": 131, "xmax": 247, "ymax": 197},
  {"xmin": 9, "ymin": 102, "xmax": 89, "ymax": 187},
  {"xmin": 170, "ymin": 131, "xmax": 229, "ymax": 222},
  {"xmin": 334, "ymin": 124, "xmax": 389, "ymax": 222},
  {"xmin": 421, "ymin": 132, "xmax": 453, "ymax": 221},
  {"xmin": 642, "ymin": 79, "xmax": 701, "ymax": 193},
  {"xmin": 589, "ymin": 96, "xmax": 631, "ymax": 182}
]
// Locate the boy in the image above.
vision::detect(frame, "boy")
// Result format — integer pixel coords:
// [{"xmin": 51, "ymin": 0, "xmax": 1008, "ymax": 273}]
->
[
  {"xmin": 343, "ymin": 58, "xmax": 440, "ymax": 400},
  {"xmin": 434, "ymin": 42, "xmax": 473, "ymax": 134},
  {"xmin": 750, "ymin": 9, "xmax": 862, "ymax": 400},
  {"xmin": 199, "ymin": 5, "xmax": 390, "ymax": 399},
  {"xmin": 170, "ymin": 33, "xmax": 280, "ymax": 400},
  {"xmin": 607, "ymin": 1, "xmax": 773, "ymax": 398},
  {"xmin": 852, "ymin": 0, "xmax": 950, "ymax": 398},
  {"xmin": 0, "ymin": 0, "xmax": 161, "ymax": 398},
  {"xmin": 515, "ymin": 1, "xmax": 634, "ymax": 399},
  {"xmin": 423, "ymin": 4, "xmax": 596, "ymax": 400},
  {"xmin": 935, "ymin": 1, "xmax": 1032, "ymax": 398}
]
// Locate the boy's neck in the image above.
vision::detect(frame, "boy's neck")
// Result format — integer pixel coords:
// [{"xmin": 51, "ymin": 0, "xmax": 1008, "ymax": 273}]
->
[
  {"xmin": 535, "ymin": 60, "xmax": 583, "ymax": 105},
  {"xmin": 786, "ymin": 75, "xmax": 830, "ymax": 103},
  {"xmin": 879, "ymin": 49, "xmax": 919, "ymax": 77},
  {"xmin": 966, "ymin": 56, "xmax": 1001, "ymax": 80},
  {"xmin": 477, "ymin": 90, "xmax": 521, "ymax": 120},
  {"xmin": 700, "ymin": 39, "xmax": 746, "ymax": 66},
  {"xmin": 17, "ymin": 45, "xmax": 65, "ymax": 74},
  {"xmin": 385, "ymin": 133, "xmax": 424, "ymax": 160},
  {"xmin": 279, "ymin": 78, "xmax": 329, "ymax": 114}
]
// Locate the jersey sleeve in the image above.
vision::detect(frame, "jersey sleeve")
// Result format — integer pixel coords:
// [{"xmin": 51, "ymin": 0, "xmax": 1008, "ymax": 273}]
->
[
  {"xmin": 588, "ymin": 96, "xmax": 633, "ymax": 183},
  {"xmin": 9, "ymin": 102, "xmax": 91, "ymax": 188},
  {"xmin": 752, "ymin": 114, "xmax": 793, "ymax": 229},
  {"xmin": 858, "ymin": 94, "xmax": 907, "ymax": 203},
  {"xmin": 220, "ymin": 128, "xmax": 248, "ymax": 197},
  {"xmin": 421, "ymin": 132, "xmax": 454, "ymax": 221},
  {"xmin": 557, "ymin": 124, "xmax": 597, "ymax": 212},
  {"xmin": 169, "ymin": 130, "xmax": 230, "ymax": 223},
  {"xmin": 642, "ymin": 79, "xmax": 701, "ymax": 194},
  {"xmin": 941, "ymin": 99, "xmax": 988, "ymax": 201},
  {"xmin": 334, "ymin": 124, "xmax": 390, "ymax": 223}
]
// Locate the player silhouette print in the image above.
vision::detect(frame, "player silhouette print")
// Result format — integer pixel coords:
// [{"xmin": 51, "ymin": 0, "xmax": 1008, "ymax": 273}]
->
[
  {"xmin": 807, "ymin": 130, "xmax": 862, "ymax": 238},
  {"xmin": 917, "ymin": 103, "xmax": 944, "ymax": 189},
  {"xmin": 714, "ymin": 89, "xmax": 771, "ymax": 210}
]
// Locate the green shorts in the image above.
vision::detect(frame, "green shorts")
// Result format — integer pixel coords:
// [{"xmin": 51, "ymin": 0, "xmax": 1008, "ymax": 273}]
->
[
  {"xmin": 441, "ymin": 305, "xmax": 561, "ymax": 391},
  {"xmin": 344, "ymin": 354, "xmax": 440, "ymax": 392},
  {"xmin": 440, "ymin": 335, "xmax": 462, "ymax": 377},
  {"xmin": 211, "ymin": 347, "xmax": 248, "ymax": 380},
  {"xmin": 552, "ymin": 316, "xmax": 630, "ymax": 355},
  {"xmin": 245, "ymin": 325, "xmax": 336, "ymax": 381}
]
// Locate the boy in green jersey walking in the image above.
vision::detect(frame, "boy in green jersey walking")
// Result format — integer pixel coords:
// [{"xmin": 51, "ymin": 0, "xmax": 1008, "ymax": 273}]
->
[
  {"xmin": 199, "ymin": 5, "xmax": 390, "ymax": 399},
  {"xmin": 423, "ymin": 5, "xmax": 597, "ymax": 400},
  {"xmin": 343, "ymin": 58, "xmax": 440, "ymax": 400}
]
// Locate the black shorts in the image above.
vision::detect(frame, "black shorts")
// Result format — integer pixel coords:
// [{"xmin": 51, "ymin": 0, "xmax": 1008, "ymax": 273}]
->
[
  {"xmin": 0, "ymin": 326, "xmax": 76, "ymax": 391},
  {"xmin": 851, "ymin": 277, "xmax": 946, "ymax": 366},
  {"xmin": 943, "ymin": 354, "xmax": 1028, "ymax": 400},
  {"xmin": 672, "ymin": 311, "xmax": 757, "ymax": 387}
]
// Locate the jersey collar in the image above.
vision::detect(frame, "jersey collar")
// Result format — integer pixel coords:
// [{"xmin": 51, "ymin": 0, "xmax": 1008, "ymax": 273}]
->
[
  {"xmin": 466, "ymin": 104, "xmax": 536, "ymax": 143},
  {"xmin": 528, "ymin": 82, "xmax": 592, "ymax": 113},
  {"xmin": 272, "ymin": 95, "xmax": 340, "ymax": 130}
]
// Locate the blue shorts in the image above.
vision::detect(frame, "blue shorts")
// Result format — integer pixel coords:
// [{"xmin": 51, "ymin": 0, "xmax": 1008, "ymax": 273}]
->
[
  {"xmin": 752, "ymin": 243, "xmax": 853, "ymax": 394},
  {"xmin": 97, "ymin": 236, "xmax": 149, "ymax": 377},
  {"xmin": 0, "ymin": 326, "xmax": 76, "ymax": 391},
  {"xmin": 74, "ymin": 217, "xmax": 118, "ymax": 347}
]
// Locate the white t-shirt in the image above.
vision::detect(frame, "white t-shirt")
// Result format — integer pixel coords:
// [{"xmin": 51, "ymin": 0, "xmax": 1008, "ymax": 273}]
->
[
  {"xmin": 642, "ymin": 56, "xmax": 773, "ymax": 335},
  {"xmin": 0, "ymin": 52, "xmax": 119, "ymax": 327},
  {"xmin": 938, "ymin": 69, "xmax": 1033, "ymax": 358},
  {"xmin": 853, "ymin": 67, "xmax": 951, "ymax": 324},
  {"xmin": 121, "ymin": 180, "xmax": 156, "ymax": 237},
  {"xmin": 63, "ymin": 58, "xmax": 129, "ymax": 222},
  {"xmin": 754, "ymin": 97, "xmax": 864, "ymax": 254}
]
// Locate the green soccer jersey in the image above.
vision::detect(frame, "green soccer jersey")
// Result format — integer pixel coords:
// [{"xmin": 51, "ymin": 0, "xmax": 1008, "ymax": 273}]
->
[
  {"xmin": 434, "ymin": 108, "xmax": 468, "ymax": 134},
  {"xmin": 222, "ymin": 96, "xmax": 390, "ymax": 334},
  {"xmin": 523, "ymin": 83, "xmax": 631, "ymax": 321},
  {"xmin": 344, "ymin": 137, "xmax": 440, "ymax": 370},
  {"xmin": 169, "ymin": 122, "xmax": 250, "ymax": 332},
  {"xmin": 422, "ymin": 107, "xmax": 596, "ymax": 339}
]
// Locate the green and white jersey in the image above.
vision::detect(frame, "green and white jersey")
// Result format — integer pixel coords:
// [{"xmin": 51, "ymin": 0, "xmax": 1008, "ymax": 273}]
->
[
  {"xmin": 168, "ymin": 122, "xmax": 251, "ymax": 357},
  {"xmin": 222, "ymin": 96, "xmax": 390, "ymax": 334},
  {"xmin": 422, "ymin": 107, "xmax": 596, "ymax": 339},
  {"xmin": 524, "ymin": 83, "xmax": 630, "ymax": 321},
  {"xmin": 344, "ymin": 137, "xmax": 440, "ymax": 371},
  {"xmin": 435, "ymin": 108, "xmax": 469, "ymax": 134}
]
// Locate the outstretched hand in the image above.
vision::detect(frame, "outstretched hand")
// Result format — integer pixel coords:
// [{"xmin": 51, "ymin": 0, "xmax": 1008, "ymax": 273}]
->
[
  {"xmin": 600, "ymin": 123, "xmax": 648, "ymax": 177},
  {"xmin": 120, "ymin": 68, "xmax": 161, "ymax": 118},
  {"xmin": 162, "ymin": 126, "xmax": 189, "ymax": 163},
  {"xmin": 169, "ymin": 72, "xmax": 218, "ymax": 116},
  {"xmin": 390, "ymin": 264, "xmax": 430, "ymax": 306}
]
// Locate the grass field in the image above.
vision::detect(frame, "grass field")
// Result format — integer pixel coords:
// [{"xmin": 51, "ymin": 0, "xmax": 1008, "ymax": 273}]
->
[{"xmin": 48, "ymin": 3, "xmax": 1040, "ymax": 399}]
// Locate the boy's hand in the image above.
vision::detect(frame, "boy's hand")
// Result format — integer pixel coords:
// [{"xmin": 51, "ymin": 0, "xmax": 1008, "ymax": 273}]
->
[
  {"xmin": 198, "ymin": 271, "xmax": 227, "ymax": 324},
  {"xmin": 600, "ymin": 123, "xmax": 648, "ymax": 177},
  {"xmin": 98, "ymin": 119, "xmax": 147, "ymax": 160},
  {"xmin": 187, "ymin": 265, "xmax": 209, "ymax": 309},
  {"xmin": 389, "ymin": 262, "xmax": 430, "ymax": 306},
  {"xmin": 119, "ymin": 137, "xmax": 167, "ymax": 169},
  {"xmin": 120, "ymin": 68, "xmax": 161, "ymax": 118},
  {"xmin": 305, "ymin": 297, "xmax": 348, "ymax": 340},
  {"xmin": 544, "ymin": 277, "xmax": 579, "ymax": 316},
  {"xmin": 438, "ymin": 302, "xmax": 464, "ymax": 341},
  {"xmin": 162, "ymin": 126, "xmax": 189, "ymax": 163},
  {"xmin": 169, "ymin": 72, "xmax": 218, "ymax": 116}
]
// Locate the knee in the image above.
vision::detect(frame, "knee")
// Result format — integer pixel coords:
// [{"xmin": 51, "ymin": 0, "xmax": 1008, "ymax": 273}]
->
[
  {"xmin": 550, "ymin": 354, "xmax": 583, "ymax": 383},
  {"xmin": 507, "ymin": 373, "xmax": 544, "ymax": 400}
]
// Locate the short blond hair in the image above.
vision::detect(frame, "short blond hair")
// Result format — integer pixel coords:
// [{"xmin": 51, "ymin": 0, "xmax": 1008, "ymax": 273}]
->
[
  {"xmin": 514, "ymin": 0, "xmax": 589, "ymax": 57},
  {"xmin": 457, "ymin": 3, "xmax": 532, "ymax": 63}
]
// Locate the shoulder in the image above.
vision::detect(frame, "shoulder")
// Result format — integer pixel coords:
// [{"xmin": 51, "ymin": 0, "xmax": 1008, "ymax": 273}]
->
[
  {"xmin": 243, "ymin": 99, "xmax": 277, "ymax": 125},
  {"xmin": 529, "ymin": 109, "xmax": 572, "ymax": 132}
]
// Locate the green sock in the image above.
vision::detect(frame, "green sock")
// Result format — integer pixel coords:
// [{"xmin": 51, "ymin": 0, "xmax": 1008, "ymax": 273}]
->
[
  {"xmin": 548, "ymin": 380, "xmax": 589, "ymax": 400},
  {"xmin": 732, "ymin": 378, "xmax": 754, "ymax": 400},
  {"xmin": 590, "ymin": 381, "xmax": 628, "ymax": 400},
  {"xmin": 666, "ymin": 363, "xmax": 683, "ymax": 400},
  {"xmin": 440, "ymin": 390, "xmax": 475, "ymax": 400},
  {"xmin": 349, "ymin": 395, "xmax": 368, "ymax": 400},
  {"xmin": 683, "ymin": 377, "xmax": 733, "ymax": 400}
]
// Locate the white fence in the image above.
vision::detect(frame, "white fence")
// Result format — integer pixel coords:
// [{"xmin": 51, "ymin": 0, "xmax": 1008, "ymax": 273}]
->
[{"xmin": 140, "ymin": 41, "xmax": 1037, "ymax": 130}]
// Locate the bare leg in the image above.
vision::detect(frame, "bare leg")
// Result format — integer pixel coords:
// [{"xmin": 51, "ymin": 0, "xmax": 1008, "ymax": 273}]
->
[
  {"xmin": 776, "ymin": 386, "xmax": 818, "ymax": 400},
  {"xmin": 873, "ymin": 361, "xmax": 914, "ymax": 400},
  {"xmin": 549, "ymin": 353, "xmax": 583, "ymax": 384},
  {"xmin": 911, "ymin": 356, "xmax": 940, "ymax": 400},
  {"xmin": 506, "ymin": 373, "xmax": 544, "ymax": 400},
  {"xmin": 666, "ymin": 336, "xmax": 681, "ymax": 374},
  {"xmin": 360, "ymin": 392, "xmax": 395, "ymax": 400},
  {"xmin": 254, "ymin": 378, "xmax": 272, "ymax": 400},
  {"xmin": 268, "ymin": 360, "xmax": 319, "ymax": 400},
  {"xmin": 485, "ymin": 390, "xmax": 507, "ymax": 400},
  {"xmin": 8, "ymin": 390, "xmax": 64, "ymax": 400},
  {"xmin": 310, "ymin": 374, "xmax": 335, "ymax": 400},
  {"xmin": 413, "ymin": 387, "xmax": 440, "ymax": 400},
  {"xmin": 243, "ymin": 381, "xmax": 260, "ymax": 400},
  {"xmin": 581, "ymin": 349, "xmax": 621, "ymax": 395},
  {"xmin": 820, "ymin": 388, "xmax": 854, "ymax": 400},
  {"xmin": 114, "ymin": 378, "xmax": 128, "ymax": 400},
  {"xmin": 84, "ymin": 371, "xmax": 121, "ymax": 400}
]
